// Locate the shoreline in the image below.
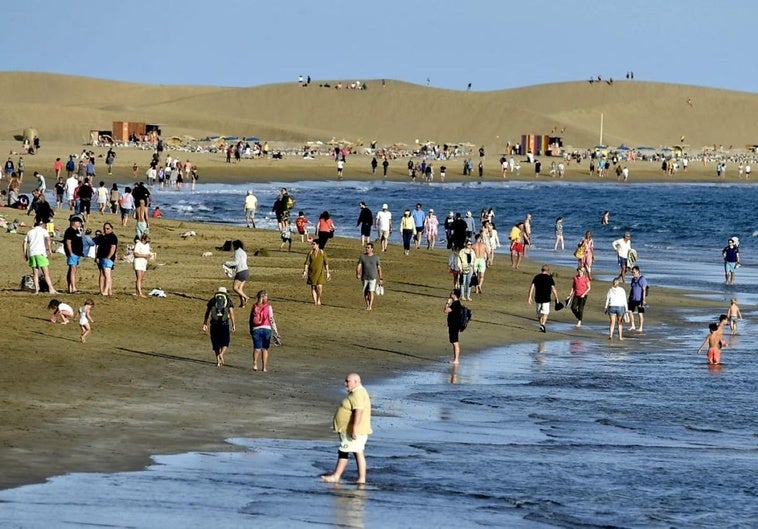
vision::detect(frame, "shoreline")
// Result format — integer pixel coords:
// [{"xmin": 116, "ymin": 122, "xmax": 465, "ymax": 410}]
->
[{"xmin": 0, "ymin": 209, "xmax": 719, "ymax": 492}]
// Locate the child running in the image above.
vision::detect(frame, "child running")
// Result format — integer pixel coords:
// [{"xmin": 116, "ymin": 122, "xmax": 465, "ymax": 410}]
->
[
  {"xmin": 727, "ymin": 298, "xmax": 743, "ymax": 335},
  {"xmin": 79, "ymin": 298, "xmax": 95, "ymax": 342}
]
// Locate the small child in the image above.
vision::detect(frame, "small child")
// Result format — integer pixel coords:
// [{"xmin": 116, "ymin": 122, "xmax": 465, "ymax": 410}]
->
[
  {"xmin": 697, "ymin": 323, "xmax": 723, "ymax": 365},
  {"xmin": 79, "ymin": 298, "xmax": 95, "ymax": 343},
  {"xmin": 295, "ymin": 211, "xmax": 311, "ymax": 243},
  {"xmin": 727, "ymin": 298, "xmax": 743, "ymax": 335},
  {"xmin": 280, "ymin": 222, "xmax": 294, "ymax": 251},
  {"xmin": 48, "ymin": 299, "xmax": 74, "ymax": 324}
]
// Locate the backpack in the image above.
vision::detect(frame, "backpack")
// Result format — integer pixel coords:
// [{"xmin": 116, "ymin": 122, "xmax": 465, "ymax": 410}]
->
[
  {"xmin": 459, "ymin": 304, "xmax": 473, "ymax": 332},
  {"xmin": 66, "ymin": 159, "xmax": 75, "ymax": 172},
  {"xmin": 210, "ymin": 293, "xmax": 230, "ymax": 323},
  {"xmin": 251, "ymin": 303, "xmax": 269, "ymax": 327}
]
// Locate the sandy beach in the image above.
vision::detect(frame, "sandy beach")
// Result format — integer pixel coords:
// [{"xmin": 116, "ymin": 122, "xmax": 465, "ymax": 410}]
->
[{"xmin": 0, "ymin": 73, "xmax": 751, "ymax": 491}]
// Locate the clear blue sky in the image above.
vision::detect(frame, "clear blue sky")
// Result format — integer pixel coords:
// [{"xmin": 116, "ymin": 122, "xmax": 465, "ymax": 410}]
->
[{"xmin": 2, "ymin": 0, "xmax": 755, "ymax": 93}]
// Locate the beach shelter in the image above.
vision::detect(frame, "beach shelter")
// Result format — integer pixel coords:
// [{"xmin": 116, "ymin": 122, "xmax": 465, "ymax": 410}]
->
[
  {"xmin": 245, "ymin": 136, "xmax": 260, "ymax": 142},
  {"xmin": 22, "ymin": 127, "xmax": 38, "ymax": 142}
]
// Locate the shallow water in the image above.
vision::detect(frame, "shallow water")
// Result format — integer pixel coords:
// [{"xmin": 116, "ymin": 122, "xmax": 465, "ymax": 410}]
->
[
  {"xmin": 2, "ymin": 179, "xmax": 756, "ymax": 527},
  {"xmin": 2, "ymin": 331, "xmax": 756, "ymax": 528}
]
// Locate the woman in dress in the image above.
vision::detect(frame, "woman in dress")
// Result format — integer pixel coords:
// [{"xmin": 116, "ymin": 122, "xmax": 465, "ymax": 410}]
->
[
  {"xmin": 316, "ymin": 211, "xmax": 335, "ymax": 250},
  {"xmin": 225, "ymin": 239, "xmax": 250, "ymax": 307},
  {"xmin": 424, "ymin": 209, "xmax": 439, "ymax": 249},
  {"xmin": 132, "ymin": 233, "xmax": 151, "ymax": 298},
  {"xmin": 303, "ymin": 240, "xmax": 330, "ymax": 305},
  {"xmin": 580, "ymin": 230, "xmax": 595, "ymax": 279}
]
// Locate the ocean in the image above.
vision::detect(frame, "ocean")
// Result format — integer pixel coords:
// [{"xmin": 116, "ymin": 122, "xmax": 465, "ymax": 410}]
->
[{"xmin": 1, "ymin": 178, "xmax": 756, "ymax": 528}]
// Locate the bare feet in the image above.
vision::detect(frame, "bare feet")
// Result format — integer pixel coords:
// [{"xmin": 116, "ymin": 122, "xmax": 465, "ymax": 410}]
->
[
  {"xmin": 253, "ymin": 365, "xmax": 258, "ymax": 371},
  {"xmin": 320, "ymin": 474, "xmax": 340, "ymax": 483}
]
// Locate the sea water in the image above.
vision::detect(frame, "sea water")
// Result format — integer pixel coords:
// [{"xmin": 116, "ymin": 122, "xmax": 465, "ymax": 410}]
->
[{"xmin": 1, "ymin": 179, "xmax": 756, "ymax": 527}]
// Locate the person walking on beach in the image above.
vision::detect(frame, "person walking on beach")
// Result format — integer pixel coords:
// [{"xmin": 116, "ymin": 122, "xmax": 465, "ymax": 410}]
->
[
  {"xmin": 78, "ymin": 298, "xmax": 95, "ymax": 343},
  {"xmin": 612, "ymin": 232, "xmax": 633, "ymax": 282},
  {"xmin": 411, "ymin": 203, "xmax": 426, "ymax": 249},
  {"xmin": 22, "ymin": 219, "xmax": 58, "ymax": 294},
  {"xmin": 316, "ymin": 211, "xmax": 336, "ymax": 250},
  {"xmin": 225, "ymin": 240, "xmax": 250, "ymax": 307},
  {"xmin": 471, "ymin": 233, "xmax": 488, "ymax": 294},
  {"xmin": 554, "ymin": 216, "xmax": 564, "ymax": 251},
  {"xmin": 304, "ymin": 240, "xmax": 330, "ymax": 305},
  {"xmin": 528, "ymin": 265, "xmax": 559, "ymax": 333},
  {"xmin": 375, "ymin": 203, "xmax": 392, "ymax": 252},
  {"xmin": 249, "ymin": 290, "xmax": 280, "ymax": 372},
  {"xmin": 356, "ymin": 202, "xmax": 373, "ymax": 245},
  {"xmin": 400, "ymin": 209, "xmax": 415, "ymax": 255},
  {"xmin": 578, "ymin": 231, "xmax": 595, "ymax": 279},
  {"xmin": 95, "ymin": 222, "xmax": 118, "ymax": 296},
  {"xmin": 202, "ymin": 286, "xmax": 236, "ymax": 367},
  {"xmin": 626, "ymin": 266, "xmax": 648, "ymax": 332},
  {"xmin": 727, "ymin": 298, "xmax": 743, "ymax": 335},
  {"xmin": 320, "ymin": 373, "xmax": 373, "ymax": 484},
  {"xmin": 244, "ymin": 190, "xmax": 258, "ymax": 228},
  {"xmin": 722, "ymin": 237, "xmax": 740, "ymax": 285},
  {"xmin": 509, "ymin": 222, "xmax": 525, "ymax": 269},
  {"xmin": 356, "ymin": 242, "xmax": 383, "ymax": 311},
  {"xmin": 604, "ymin": 278, "xmax": 628, "ymax": 341},
  {"xmin": 567, "ymin": 266, "xmax": 591, "ymax": 327},
  {"xmin": 444, "ymin": 288, "xmax": 463, "ymax": 364},
  {"xmin": 424, "ymin": 208, "xmax": 439, "ymax": 249}
]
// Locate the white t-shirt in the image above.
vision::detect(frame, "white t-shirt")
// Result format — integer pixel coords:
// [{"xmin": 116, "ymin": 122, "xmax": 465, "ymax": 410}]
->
[
  {"xmin": 612, "ymin": 237, "xmax": 632, "ymax": 258},
  {"xmin": 65, "ymin": 176, "xmax": 78, "ymax": 198},
  {"xmin": 25, "ymin": 226, "xmax": 49, "ymax": 257},
  {"xmin": 376, "ymin": 210, "xmax": 392, "ymax": 231}
]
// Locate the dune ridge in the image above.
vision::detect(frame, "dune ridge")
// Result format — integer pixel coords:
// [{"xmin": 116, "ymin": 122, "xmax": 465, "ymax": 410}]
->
[{"xmin": 1, "ymin": 72, "xmax": 756, "ymax": 151}]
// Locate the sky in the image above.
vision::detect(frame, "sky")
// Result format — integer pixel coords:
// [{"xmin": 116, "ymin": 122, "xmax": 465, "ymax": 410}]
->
[{"xmin": 2, "ymin": 0, "xmax": 755, "ymax": 93}]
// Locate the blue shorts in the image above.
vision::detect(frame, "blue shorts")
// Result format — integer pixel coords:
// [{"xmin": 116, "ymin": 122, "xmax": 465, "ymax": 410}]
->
[
  {"xmin": 98, "ymin": 258, "xmax": 114, "ymax": 270},
  {"xmin": 618, "ymin": 256, "xmax": 628, "ymax": 268},
  {"xmin": 252, "ymin": 327, "xmax": 271, "ymax": 350},
  {"xmin": 608, "ymin": 305, "xmax": 626, "ymax": 316},
  {"xmin": 67, "ymin": 254, "xmax": 80, "ymax": 266},
  {"xmin": 725, "ymin": 261, "xmax": 738, "ymax": 274}
]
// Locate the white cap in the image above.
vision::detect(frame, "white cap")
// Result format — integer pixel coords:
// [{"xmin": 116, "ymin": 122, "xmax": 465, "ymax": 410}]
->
[
  {"xmin": 217, "ymin": 286, "xmax": 228, "ymax": 293},
  {"xmin": 382, "ymin": 203, "xmax": 388, "ymax": 209}
]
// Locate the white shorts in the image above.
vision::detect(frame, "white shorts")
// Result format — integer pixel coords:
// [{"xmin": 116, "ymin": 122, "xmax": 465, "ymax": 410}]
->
[
  {"xmin": 339, "ymin": 432, "xmax": 368, "ymax": 453},
  {"xmin": 363, "ymin": 279, "xmax": 377, "ymax": 293},
  {"xmin": 536, "ymin": 302, "xmax": 551, "ymax": 316}
]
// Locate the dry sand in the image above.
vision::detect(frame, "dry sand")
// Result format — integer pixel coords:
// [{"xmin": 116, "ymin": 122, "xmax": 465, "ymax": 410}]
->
[{"xmin": 0, "ymin": 72, "xmax": 746, "ymax": 490}]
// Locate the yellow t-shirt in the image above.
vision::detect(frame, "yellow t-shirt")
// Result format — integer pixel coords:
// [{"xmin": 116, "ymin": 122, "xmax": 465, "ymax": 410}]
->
[
  {"xmin": 333, "ymin": 386, "xmax": 372, "ymax": 435},
  {"xmin": 509, "ymin": 225, "xmax": 521, "ymax": 242}
]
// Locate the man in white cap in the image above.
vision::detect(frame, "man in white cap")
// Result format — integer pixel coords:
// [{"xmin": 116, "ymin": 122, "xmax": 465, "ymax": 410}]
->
[
  {"xmin": 612, "ymin": 232, "xmax": 633, "ymax": 282},
  {"xmin": 202, "ymin": 286, "xmax": 236, "ymax": 367},
  {"xmin": 375, "ymin": 203, "xmax": 392, "ymax": 252},
  {"xmin": 244, "ymin": 189, "xmax": 258, "ymax": 228}
]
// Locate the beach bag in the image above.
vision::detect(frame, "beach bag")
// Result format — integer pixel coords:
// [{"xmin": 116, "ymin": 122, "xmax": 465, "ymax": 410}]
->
[
  {"xmin": 210, "ymin": 293, "xmax": 230, "ymax": 323},
  {"xmin": 327, "ymin": 228, "xmax": 334, "ymax": 239},
  {"xmin": 470, "ymin": 273, "xmax": 479, "ymax": 288},
  {"xmin": 573, "ymin": 243, "xmax": 585, "ymax": 260},
  {"xmin": 459, "ymin": 304, "xmax": 473, "ymax": 332}
]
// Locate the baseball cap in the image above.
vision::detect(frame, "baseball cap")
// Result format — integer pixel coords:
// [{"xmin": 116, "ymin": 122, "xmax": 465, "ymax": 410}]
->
[
  {"xmin": 382, "ymin": 203, "xmax": 388, "ymax": 209},
  {"xmin": 466, "ymin": 211, "xmax": 472, "ymax": 217},
  {"xmin": 217, "ymin": 286, "xmax": 228, "ymax": 293},
  {"xmin": 624, "ymin": 232, "xmax": 631, "ymax": 238},
  {"xmin": 429, "ymin": 208, "xmax": 434, "ymax": 213}
]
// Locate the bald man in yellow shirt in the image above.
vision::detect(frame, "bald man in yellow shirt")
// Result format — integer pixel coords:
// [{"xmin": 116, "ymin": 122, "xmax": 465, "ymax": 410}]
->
[{"xmin": 321, "ymin": 373, "xmax": 373, "ymax": 484}]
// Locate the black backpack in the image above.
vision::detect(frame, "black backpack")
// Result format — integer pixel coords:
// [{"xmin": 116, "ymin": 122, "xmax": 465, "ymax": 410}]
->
[
  {"xmin": 459, "ymin": 304, "xmax": 472, "ymax": 332},
  {"xmin": 210, "ymin": 293, "xmax": 230, "ymax": 323}
]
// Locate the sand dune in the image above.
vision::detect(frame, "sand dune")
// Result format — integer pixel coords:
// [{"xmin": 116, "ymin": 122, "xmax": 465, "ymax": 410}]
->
[{"xmin": 1, "ymin": 72, "xmax": 757, "ymax": 151}]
